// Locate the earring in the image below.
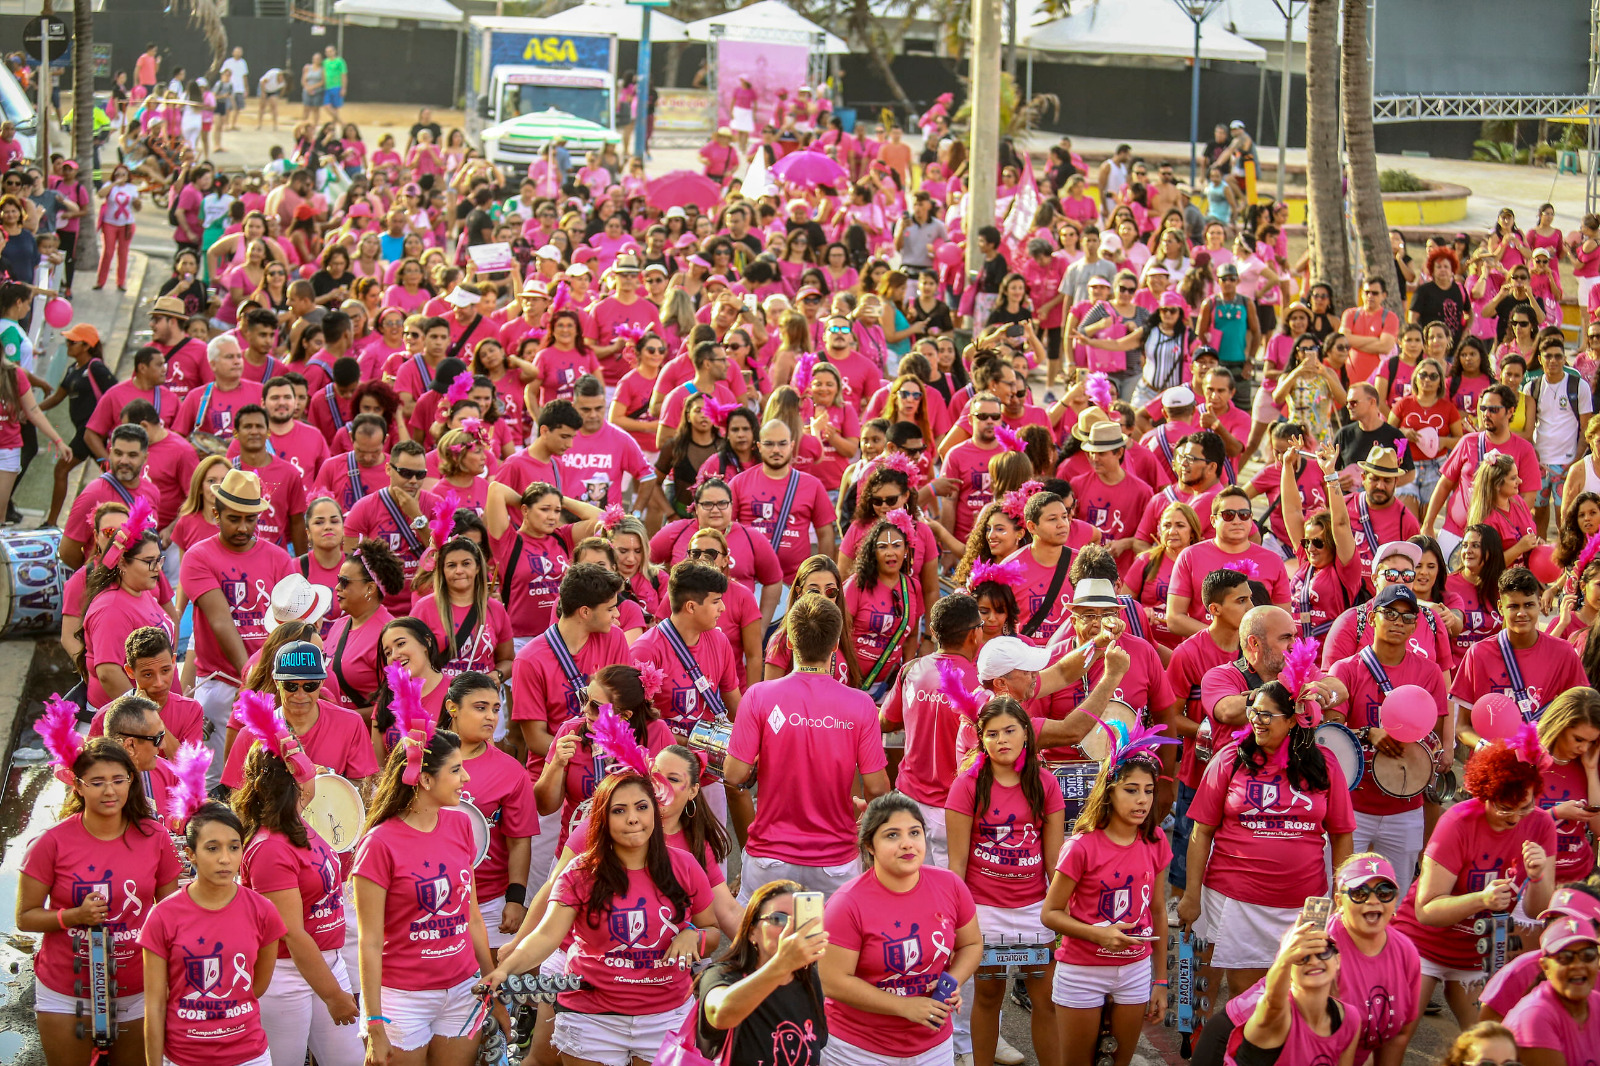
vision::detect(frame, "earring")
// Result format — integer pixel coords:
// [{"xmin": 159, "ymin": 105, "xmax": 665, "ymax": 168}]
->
[{"xmin": 683, "ymin": 798, "xmax": 698, "ymax": 820}]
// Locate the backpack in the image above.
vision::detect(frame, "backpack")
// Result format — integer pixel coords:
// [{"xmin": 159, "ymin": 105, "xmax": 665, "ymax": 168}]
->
[{"xmin": 1524, "ymin": 367, "xmax": 1582, "ymax": 421}]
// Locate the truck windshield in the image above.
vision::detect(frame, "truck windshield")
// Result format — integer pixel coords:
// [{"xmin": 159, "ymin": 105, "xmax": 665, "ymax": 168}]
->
[{"xmin": 501, "ymin": 84, "xmax": 610, "ymax": 128}]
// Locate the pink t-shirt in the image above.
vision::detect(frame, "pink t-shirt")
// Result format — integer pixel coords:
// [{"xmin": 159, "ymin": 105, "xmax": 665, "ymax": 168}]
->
[
  {"xmin": 412, "ymin": 597, "xmax": 513, "ymax": 680},
  {"xmin": 1320, "ymin": 602, "xmax": 1457, "ymax": 672},
  {"xmin": 489, "ymin": 526, "xmax": 574, "ymax": 636},
  {"xmin": 1124, "ymin": 552, "xmax": 1180, "ymax": 650},
  {"xmin": 64, "ymin": 473, "xmax": 163, "ymax": 549},
  {"xmin": 1134, "ymin": 483, "xmax": 1223, "ymax": 543},
  {"xmin": 1329, "ymin": 650, "xmax": 1449, "ymax": 816},
  {"xmin": 628, "ymin": 622, "xmax": 742, "ymax": 738},
  {"xmin": 461, "ymin": 743, "xmax": 541, "ymax": 899},
  {"xmin": 344, "ymin": 488, "xmax": 443, "ymax": 612},
  {"xmin": 558, "ymin": 424, "xmax": 653, "ymax": 508},
  {"xmin": 229, "ymin": 455, "xmax": 307, "ymax": 548},
  {"xmin": 551, "ymin": 847, "xmax": 713, "ymax": 1015},
  {"xmin": 823, "ymin": 867, "xmax": 976, "ymax": 1055},
  {"xmin": 763, "ymin": 627, "xmax": 851, "ymax": 685},
  {"xmin": 314, "ymin": 453, "xmax": 391, "ymax": 511},
  {"xmin": 728, "ymin": 673, "xmax": 886, "ymax": 866},
  {"xmin": 729, "ymin": 466, "xmax": 836, "ymax": 581},
  {"xmin": 1327, "ymin": 913, "xmax": 1422, "ymax": 1066},
  {"xmin": 1187, "ymin": 740, "xmax": 1356, "ymax": 906},
  {"xmin": 529, "ymin": 346, "xmax": 603, "ymax": 407},
  {"xmin": 882, "ymin": 653, "xmax": 975, "ymax": 805},
  {"xmin": 1345, "ymin": 492, "xmax": 1422, "ymax": 573},
  {"xmin": 1002, "ymin": 544, "xmax": 1077, "ymax": 639},
  {"xmin": 1480, "ymin": 948, "xmax": 1542, "ymax": 1018},
  {"xmin": 511, "ymin": 626, "xmax": 631, "ymax": 770},
  {"xmin": 1538, "ymin": 755, "xmax": 1598, "ymax": 882},
  {"xmin": 844, "ymin": 572, "xmax": 924, "ymax": 683},
  {"xmin": 1071, "ymin": 471, "xmax": 1152, "ymax": 566},
  {"xmin": 172, "ymin": 380, "xmax": 266, "ymax": 442},
  {"xmin": 22, "ymin": 815, "xmax": 183, "ymax": 997},
  {"xmin": 941, "ymin": 439, "xmax": 1002, "ymax": 542},
  {"xmin": 658, "ymin": 379, "xmax": 740, "ymax": 432},
  {"xmin": 159, "ymin": 336, "xmax": 211, "ymax": 405},
  {"xmin": 1168, "ymin": 630, "xmax": 1239, "ymax": 788},
  {"xmin": 1438, "ymin": 431, "xmax": 1542, "ymax": 534},
  {"xmin": 1053, "ymin": 827, "xmax": 1172, "ymax": 966},
  {"xmin": 227, "ymin": 420, "xmax": 331, "ymax": 482},
  {"xmin": 147, "ymin": 434, "xmax": 201, "ymax": 529},
  {"xmin": 88, "ymin": 692, "xmax": 204, "ymax": 750},
  {"xmin": 82, "ymin": 589, "xmax": 175, "ymax": 706},
  {"xmin": 1391, "ymin": 801, "xmax": 1558, "ymax": 969},
  {"xmin": 138, "ymin": 885, "xmax": 287, "ymax": 1066},
  {"xmin": 240, "ymin": 824, "xmax": 346, "ymax": 955},
  {"xmin": 590, "ymin": 296, "xmax": 663, "ymax": 386},
  {"xmin": 1248, "ymin": 458, "xmax": 1330, "ymax": 547},
  {"xmin": 350, "ymin": 812, "xmax": 480, "ymax": 990},
  {"xmin": 1289, "ymin": 550, "xmax": 1367, "ymax": 647},
  {"xmin": 649, "ymin": 519, "xmax": 782, "ymax": 592},
  {"xmin": 321, "ymin": 608, "xmax": 394, "ymax": 710},
  {"xmin": 801, "ymin": 401, "xmax": 860, "ymax": 492},
  {"xmin": 946, "ymin": 765, "xmax": 1067, "ymax": 908},
  {"xmin": 220, "ymin": 699, "xmax": 378, "ymax": 789},
  {"xmin": 1170, "ymin": 540, "xmax": 1291, "ymax": 624},
  {"xmin": 178, "ymin": 536, "xmax": 294, "ymax": 677},
  {"xmin": 611, "ymin": 369, "xmax": 661, "ymax": 453},
  {"xmin": 1449, "ymin": 631, "xmax": 1588, "ymax": 718},
  {"xmin": 1504, "ymin": 980, "xmax": 1600, "ymax": 1065}
]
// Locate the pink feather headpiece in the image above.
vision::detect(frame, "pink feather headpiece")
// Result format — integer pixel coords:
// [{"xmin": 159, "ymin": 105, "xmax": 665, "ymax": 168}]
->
[
  {"xmin": 387, "ymin": 663, "xmax": 435, "ymax": 786},
  {"xmin": 884, "ymin": 507, "xmax": 914, "ymax": 542},
  {"xmin": 1000, "ymin": 480, "xmax": 1045, "ymax": 522},
  {"xmin": 589, "ymin": 702, "xmax": 673, "ymax": 806},
  {"xmin": 1277, "ymin": 637, "xmax": 1325, "ymax": 727},
  {"xmin": 632, "ymin": 660, "xmax": 667, "ymax": 700},
  {"xmin": 599, "ymin": 503, "xmax": 626, "ymax": 532},
  {"xmin": 936, "ymin": 657, "xmax": 986, "ymax": 725},
  {"xmin": 443, "ymin": 370, "xmax": 474, "ymax": 408},
  {"xmin": 793, "ymin": 352, "xmax": 819, "ymax": 395},
  {"xmin": 102, "ymin": 496, "xmax": 156, "ymax": 570},
  {"xmin": 1574, "ymin": 530, "xmax": 1600, "ymax": 581},
  {"xmin": 455, "ymin": 416, "xmax": 492, "ymax": 450},
  {"xmin": 233, "ymin": 689, "xmax": 316, "ymax": 783},
  {"xmin": 38, "ymin": 693, "xmax": 84, "ymax": 788},
  {"xmin": 1085, "ymin": 711, "xmax": 1180, "ymax": 769},
  {"xmin": 993, "ymin": 423, "xmax": 1026, "ymax": 453},
  {"xmin": 1223, "ymin": 558, "xmax": 1262, "ymax": 581},
  {"xmin": 612, "ymin": 322, "xmax": 647, "ymax": 347},
  {"xmin": 968, "ymin": 558, "xmax": 1024, "ymax": 591},
  {"xmin": 428, "ymin": 489, "xmax": 462, "ymax": 551},
  {"xmin": 550, "ymin": 280, "xmax": 572, "ymax": 314},
  {"xmin": 1508, "ymin": 721, "xmax": 1554, "ymax": 774},
  {"xmin": 702, "ymin": 396, "xmax": 742, "ymax": 428},
  {"xmin": 1393, "ymin": 438, "xmax": 1408, "ymax": 461},
  {"xmin": 165, "ymin": 742, "xmax": 213, "ymax": 833},
  {"xmin": 869, "ymin": 449, "xmax": 925, "ymax": 489},
  {"xmin": 1085, "ymin": 373, "xmax": 1116, "ymax": 412}
]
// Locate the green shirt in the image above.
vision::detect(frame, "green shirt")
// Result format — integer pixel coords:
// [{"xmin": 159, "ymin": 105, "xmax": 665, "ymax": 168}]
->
[{"xmin": 323, "ymin": 57, "xmax": 347, "ymax": 90}]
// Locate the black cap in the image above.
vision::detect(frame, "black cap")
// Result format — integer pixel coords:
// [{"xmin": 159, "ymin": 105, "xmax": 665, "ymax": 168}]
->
[
  {"xmin": 273, "ymin": 640, "xmax": 329, "ymax": 681},
  {"xmin": 1374, "ymin": 583, "xmax": 1419, "ymax": 610}
]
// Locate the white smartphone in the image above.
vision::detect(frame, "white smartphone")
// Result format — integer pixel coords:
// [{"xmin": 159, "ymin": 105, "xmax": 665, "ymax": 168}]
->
[{"xmin": 792, "ymin": 891, "xmax": 825, "ymax": 938}]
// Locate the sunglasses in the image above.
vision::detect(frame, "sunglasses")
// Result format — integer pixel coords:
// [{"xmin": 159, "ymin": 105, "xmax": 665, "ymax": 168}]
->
[
  {"xmin": 1552, "ymin": 947, "xmax": 1600, "ymax": 965},
  {"xmin": 1302, "ymin": 537, "xmax": 1326, "ymax": 551},
  {"xmin": 122, "ymin": 730, "xmax": 166, "ymax": 747},
  {"xmin": 335, "ymin": 575, "xmax": 366, "ymax": 588},
  {"xmin": 1215, "ymin": 508, "xmax": 1251, "ymax": 522},
  {"xmin": 1377, "ymin": 568, "xmax": 1416, "ymax": 583},
  {"xmin": 280, "ymin": 680, "xmax": 322, "ymax": 693},
  {"xmin": 1345, "ymin": 881, "xmax": 1399, "ymax": 904},
  {"xmin": 758, "ymin": 912, "xmax": 794, "ymax": 928},
  {"xmin": 391, "ymin": 465, "xmax": 428, "ymax": 480},
  {"xmin": 1117, "ymin": 286, "xmax": 1136, "ymax": 294},
  {"xmin": 897, "ymin": 389, "xmax": 922, "ymax": 399},
  {"xmin": 870, "ymin": 495, "xmax": 903, "ymax": 508},
  {"xmin": 1295, "ymin": 346, "xmax": 1320, "ymax": 354},
  {"xmin": 826, "ymin": 325, "xmax": 852, "ymax": 334},
  {"xmin": 973, "ymin": 412, "xmax": 1001, "ymax": 422},
  {"xmin": 1300, "ymin": 942, "xmax": 1340, "ymax": 964},
  {"xmin": 1479, "ymin": 404, "xmax": 1505, "ymax": 415},
  {"xmin": 686, "ymin": 547, "xmax": 723, "ymax": 562}
]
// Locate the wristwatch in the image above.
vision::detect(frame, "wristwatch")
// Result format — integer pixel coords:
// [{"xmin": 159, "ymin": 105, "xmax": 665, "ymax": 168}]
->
[{"xmin": 410, "ymin": 515, "xmax": 428, "ymax": 530}]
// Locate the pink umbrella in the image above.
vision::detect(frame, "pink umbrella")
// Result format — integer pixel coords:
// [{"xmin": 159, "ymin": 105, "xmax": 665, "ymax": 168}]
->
[
  {"xmin": 646, "ymin": 170, "xmax": 723, "ymax": 210},
  {"xmin": 770, "ymin": 149, "xmax": 850, "ymax": 189}
]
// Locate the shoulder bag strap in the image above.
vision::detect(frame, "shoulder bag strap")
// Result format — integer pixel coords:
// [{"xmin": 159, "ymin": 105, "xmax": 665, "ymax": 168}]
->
[
  {"xmin": 861, "ymin": 574, "xmax": 911, "ymax": 688},
  {"xmin": 330, "ymin": 620, "xmax": 373, "ymax": 706},
  {"xmin": 501, "ymin": 535, "xmax": 526, "ymax": 606},
  {"xmin": 1020, "ymin": 548, "xmax": 1072, "ymax": 638},
  {"xmin": 446, "ymin": 316, "xmax": 482, "ymax": 363}
]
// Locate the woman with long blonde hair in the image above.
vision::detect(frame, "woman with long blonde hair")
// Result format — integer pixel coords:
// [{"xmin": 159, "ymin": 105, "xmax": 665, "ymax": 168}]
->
[
  {"xmin": 767, "ymin": 310, "xmax": 814, "ymax": 390},
  {"xmin": 1465, "ymin": 452, "xmax": 1538, "ymax": 564},
  {"xmin": 657, "ymin": 285, "xmax": 697, "ymax": 353}
]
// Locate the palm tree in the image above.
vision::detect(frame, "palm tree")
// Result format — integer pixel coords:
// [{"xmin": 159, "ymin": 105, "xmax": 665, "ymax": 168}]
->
[
  {"xmin": 1340, "ymin": 0, "xmax": 1397, "ymax": 312},
  {"xmin": 1303, "ymin": 0, "xmax": 1351, "ymax": 303},
  {"xmin": 72, "ymin": 0, "xmax": 95, "ymax": 270},
  {"xmin": 167, "ymin": 0, "xmax": 229, "ymax": 75}
]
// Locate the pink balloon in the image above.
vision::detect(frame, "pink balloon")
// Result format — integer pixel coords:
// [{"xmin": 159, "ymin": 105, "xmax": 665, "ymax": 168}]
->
[
  {"xmin": 1380, "ymin": 684, "xmax": 1437, "ymax": 744},
  {"xmin": 43, "ymin": 298, "xmax": 71, "ymax": 329},
  {"xmin": 1471, "ymin": 693, "xmax": 1522, "ymax": 742},
  {"xmin": 934, "ymin": 242, "xmax": 964, "ymax": 268},
  {"xmin": 1529, "ymin": 543, "xmax": 1562, "ymax": 584}
]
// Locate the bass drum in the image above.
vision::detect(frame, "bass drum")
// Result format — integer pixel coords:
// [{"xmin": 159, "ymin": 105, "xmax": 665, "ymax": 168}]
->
[
  {"xmin": 1372, "ymin": 738, "xmax": 1439, "ymax": 799},
  {"xmin": 1078, "ymin": 700, "xmax": 1137, "ymax": 763},
  {"xmin": 1314, "ymin": 723, "xmax": 1366, "ymax": 791},
  {"xmin": 303, "ymin": 773, "xmax": 365, "ymax": 853},
  {"xmin": 0, "ymin": 528, "xmax": 65, "ymax": 637}
]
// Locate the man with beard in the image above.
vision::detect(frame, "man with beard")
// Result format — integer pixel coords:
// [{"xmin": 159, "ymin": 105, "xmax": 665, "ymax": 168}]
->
[
  {"xmin": 230, "ymin": 405, "xmax": 308, "ymax": 552},
  {"xmin": 60, "ymin": 424, "xmax": 160, "ymax": 569},
  {"xmin": 936, "ymin": 393, "xmax": 1004, "ymax": 545},
  {"xmin": 939, "ymin": 357, "xmax": 1045, "ymax": 452},
  {"xmin": 1132, "ymin": 430, "xmax": 1227, "ymax": 550},
  {"xmin": 313, "ymin": 413, "xmax": 390, "ymax": 510},
  {"xmin": 1330, "ymin": 383, "xmax": 1416, "ymax": 493},
  {"xmin": 1200, "ymin": 604, "xmax": 1348, "ymax": 729},
  {"xmin": 230, "ymin": 375, "xmax": 328, "ymax": 480},
  {"xmin": 1344, "ymin": 445, "xmax": 1419, "ymax": 576},
  {"xmin": 729, "ymin": 419, "xmax": 835, "ymax": 623},
  {"xmin": 1423, "ymin": 382, "xmax": 1541, "ymax": 558},
  {"xmin": 819, "ymin": 313, "xmax": 882, "ymax": 407}
]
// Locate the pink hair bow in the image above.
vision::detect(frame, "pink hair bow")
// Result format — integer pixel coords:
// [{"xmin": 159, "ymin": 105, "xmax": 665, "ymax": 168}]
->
[
  {"xmin": 885, "ymin": 507, "xmax": 914, "ymax": 542},
  {"xmin": 632, "ymin": 660, "xmax": 666, "ymax": 701},
  {"xmin": 386, "ymin": 663, "xmax": 434, "ymax": 786},
  {"xmin": 590, "ymin": 702, "xmax": 674, "ymax": 806}
]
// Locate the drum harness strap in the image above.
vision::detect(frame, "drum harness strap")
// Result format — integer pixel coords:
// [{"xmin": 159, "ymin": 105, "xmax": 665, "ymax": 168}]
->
[
  {"xmin": 330, "ymin": 618, "xmax": 374, "ymax": 707},
  {"xmin": 861, "ymin": 573, "xmax": 911, "ymax": 689},
  {"xmin": 1020, "ymin": 548, "xmax": 1073, "ymax": 638},
  {"xmin": 657, "ymin": 617, "xmax": 728, "ymax": 721},
  {"xmin": 346, "ymin": 452, "xmax": 369, "ymax": 504},
  {"xmin": 1117, "ymin": 596, "xmax": 1147, "ymax": 641},
  {"xmin": 757, "ymin": 469, "xmax": 801, "ymax": 552},
  {"xmin": 542, "ymin": 624, "xmax": 589, "ymax": 720},
  {"xmin": 193, "ymin": 383, "xmax": 216, "ymax": 435},
  {"xmin": 96, "ymin": 471, "xmax": 136, "ymax": 506},
  {"xmin": 1496, "ymin": 630, "xmax": 1537, "ymax": 720},
  {"xmin": 1358, "ymin": 647, "xmax": 1394, "ymax": 698},
  {"xmin": 378, "ymin": 487, "xmax": 424, "ymax": 558}
]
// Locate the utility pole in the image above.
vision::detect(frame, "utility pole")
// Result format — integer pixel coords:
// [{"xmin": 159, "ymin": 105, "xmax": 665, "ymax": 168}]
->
[
  {"xmin": 74, "ymin": 0, "xmax": 95, "ymax": 271},
  {"xmin": 967, "ymin": 0, "xmax": 1001, "ymax": 280},
  {"xmin": 39, "ymin": 0, "xmax": 51, "ymax": 164}
]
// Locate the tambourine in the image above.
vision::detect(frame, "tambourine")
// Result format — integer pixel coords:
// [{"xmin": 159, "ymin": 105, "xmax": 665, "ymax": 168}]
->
[{"xmin": 189, "ymin": 430, "xmax": 228, "ymax": 457}]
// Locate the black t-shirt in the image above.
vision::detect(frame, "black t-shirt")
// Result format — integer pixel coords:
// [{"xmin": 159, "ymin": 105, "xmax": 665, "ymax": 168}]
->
[
  {"xmin": 309, "ymin": 270, "xmax": 352, "ymax": 300},
  {"xmin": 410, "ymin": 122, "xmax": 442, "ymax": 147},
  {"xmin": 728, "ymin": 232, "xmax": 763, "ymax": 258},
  {"xmin": 158, "ymin": 275, "xmax": 209, "ymax": 317},
  {"xmin": 62, "ymin": 358, "xmax": 119, "ymax": 431},
  {"xmin": 694, "ymin": 964, "xmax": 828, "ymax": 1064},
  {"xmin": 1409, "ymin": 280, "xmax": 1469, "ymax": 339},
  {"xmin": 785, "ymin": 219, "xmax": 827, "ymax": 256},
  {"xmin": 907, "ymin": 297, "xmax": 954, "ymax": 335},
  {"xmin": 1490, "ymin": 293, "xmax": 1539, "ymax": 343},
  {"xmin": 464, "ymin": 207, "xmax": 495, "ymax": 246},
  {"xmin": 987, "ymin": 303, "xmax": 1033, "ymax": 329},
  {"xmin": 1330, "ymin": 420, "xmax": 1416, "ymax": 474}
]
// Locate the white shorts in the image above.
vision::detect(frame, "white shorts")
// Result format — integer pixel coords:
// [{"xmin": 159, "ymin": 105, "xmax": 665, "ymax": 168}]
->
[
  {"xmin": 922, "ymin": 805, "xmax": 950, "ymax": 869},
  {"xmin": 826, "ymin": 1035, "xmax": 954, "ymax": 1065},
  {"xmin": 550, "ymin": 1000, "xmax": 691, "ymax": 1065},
  {"xmin": 738, "ymin": 852, "xmax": 859, "ymax": 903},
  {"xmin": 1418, "ymin": 953, "xmax": 1486, "ymax": 987},
  {"xmin": 975, "ymin": 903, "xmax": 1054, "ymax": 948},
  {"xmin": 0, "ymin": 447, "xmax": 20, "ymax": 473},
  {"xmin": 35, "ymin": 981, "xmax": 145, "ymax": 1021},
  {"xmin": 538, "ymin": 945, "xmax": 569, "ymax": 979},
  {"xmin": 194, "ymin": 676, "xmax": 240, "ymax": 789},
  {"xmin": 1198, "ymin": 885, "xmax": 1300, "ymax": 970},
  {"xmin": 1051, "ymin": 956, "xmax": 1153, "ymax": 1008},
  {"xmin": 1351, "ymin": 807, "xmax": 1424, "ymax": 896},
  {"xmin": 730, "ymin": 107, "xmax": 755, "ymax": 134},
  {"xmin": 166, "ymin": 1054, "xmax": 270, "ymax": 1066},
  {"xmin": 379, "ymin": 974, "xmax": 483, "ymax": 1051},
  {"xmin": 258, "ymin": 951, "xmax": 364, "ymax": 1066},
  {"xmin": 513, "ymin": 635, "xmax": 533, "ymax": 655}
]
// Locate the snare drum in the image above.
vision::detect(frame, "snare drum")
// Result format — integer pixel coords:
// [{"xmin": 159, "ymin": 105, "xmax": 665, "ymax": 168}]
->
[
  {"xmin": 688, "ymin": 717, "xmax": 734, "ymax": 779},
  {"xmin": 302, "ymin": 773, "xmax": 365, "ymax": 853},
  {"xmin": 1078, "ymin": 700, "xmax": 1137, "ymax": 762},
  {"xmin": 0, "ymin": 528, "xmax": 65, "ymax": 637},
  {"xmin": 1372, "ymin": 739, "xmax": 1438, "ymax": 799},
  {"xmin": 449, "ymin": 801, "xmax": 492, "ymax": 866},
  {"xmin": 1314, "ymin": 723, "xmax": 1366, "ymax": 791},
  {"xmin": 1048, "ymin": 760, "xmax": 1102, "ymax": 825}
]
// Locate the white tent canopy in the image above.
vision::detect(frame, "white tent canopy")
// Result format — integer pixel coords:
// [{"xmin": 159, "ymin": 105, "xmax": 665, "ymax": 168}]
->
[
  {"xmin": 683, "ymin": 1, "xmax": 849, "ymax": 55},
  {"xmin": 1219, "ymin": 0, "xmax": 1307, "ymax": 45},
  {"xmin": 528, "ymin": 0, "xmax": 690, "ymax": 43},
  {"xmin": 1022, "ymin": 0, "xmax": 1268, "ymax": 63},
  {"xmin": 333, "ymin": 0, "xmax": 462, "ymax": 23}
]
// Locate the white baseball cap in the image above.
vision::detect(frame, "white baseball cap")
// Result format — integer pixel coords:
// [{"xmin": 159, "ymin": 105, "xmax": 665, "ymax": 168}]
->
[{"xmin": 977, "ymin": 636, "xmax": 1051, "ymax": 682}]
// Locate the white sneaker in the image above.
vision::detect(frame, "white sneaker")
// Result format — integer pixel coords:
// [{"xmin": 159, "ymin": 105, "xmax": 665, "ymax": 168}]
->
[{"xmin": 994, "ymin": 1035, "xmax": 1026, "ymax": 1065}]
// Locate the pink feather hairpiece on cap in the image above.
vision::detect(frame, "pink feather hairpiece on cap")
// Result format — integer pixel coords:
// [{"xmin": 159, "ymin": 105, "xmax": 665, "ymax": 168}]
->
[
  {"xmin": 102, "ymin": 496, "xmax": 157, "ymax": 570},
  {"xmin": 993, "ymin": 423, "xmax": 1026, "ymax": 453},
  {"xmin": 38, "ymin": 693, "xmax": 84, "ymax": 788},
  {"xmin": 1508, "ymin": 720, "xmax": 1554, "ymax": 774},
  {"xmin": 387, "ymin": 663, "xmax": 435, "ymax": 786},
  {"xmin": 1085, "ymin": 372, "xmax": 1116, "ymax": 412},
  {"xmin": 589, "ymin": 702, "xmax": 673, "ymax": 806},
  {"xmin": 967, "ymin": 558, "xmax": 1024, "ymax": 592},
  {"xmin": 1276, "ymin": 637, "xmax": 1325, "ymax": 728},
  {"xmin": 869, "ymin": 450, "xmax": 925, "ymax": 489},
  {"xmin": 164, "ymin": 742, "xmax": 213, "ymax": 833},
  {"xmin": 233, "ymin": 689, "xmax": 316, "ymax": 783}
]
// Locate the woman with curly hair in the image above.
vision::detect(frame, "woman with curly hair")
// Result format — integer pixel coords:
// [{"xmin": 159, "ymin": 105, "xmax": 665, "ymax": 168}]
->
[
  {"xmin": 844, "ymin": 515, "xmax": 924, "ymax": 700},
  {"xmin": 1441, "ymin": 1021, "xmax": 1520, "ymax": 1066},
  {"xmin": 528, "ymin": 308, "xmax": 602, "ymax": 409},
  {"xmin": 840, "ymin": 464, "xmax": 940, "ymax": 613},
  {"xmin": 1390, "ymin": 732, "xmax": 1558, "ymax": 1029},
  {"xmin": 953, "ymin": 500, "xmax": 1028, "ymax": 588},
  {"xmin": 319, "ymin": 539, "xmax": 405, "ymax": 718},
  {"xmin": 330, "ymin": 379, "xmax": 401, "ymax": 451}
]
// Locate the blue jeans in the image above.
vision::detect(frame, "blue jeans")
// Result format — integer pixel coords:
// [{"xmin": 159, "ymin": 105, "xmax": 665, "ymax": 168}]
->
[{"xmin": 1168, "ymin": 781, "xmax": 1198, "ymax": 891}]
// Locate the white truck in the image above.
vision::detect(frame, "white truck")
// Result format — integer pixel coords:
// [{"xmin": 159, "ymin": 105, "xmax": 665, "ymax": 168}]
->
[{"xmin": 465, "ymin": 18, "xmax": 620, "ymax": 169}]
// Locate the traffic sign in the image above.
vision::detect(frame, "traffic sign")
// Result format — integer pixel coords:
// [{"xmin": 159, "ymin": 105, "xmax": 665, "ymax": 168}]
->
[{"xmin": 22, "ymin": 16, "xmax": 69, "ymax": 63}]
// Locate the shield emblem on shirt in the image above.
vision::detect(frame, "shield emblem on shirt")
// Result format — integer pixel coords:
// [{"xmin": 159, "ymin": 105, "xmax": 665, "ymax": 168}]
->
[
  {"xmin": 416, "ymin": 874, "xmax": 453, "ymax": 914},
  {"xmin": 1097, "ymin": 886, "xmax": 1132, "ymax": 923},
  {"xmin": 184, "ymin": 953, "xmax": 221, "ymax": 995},
  {"xmin": 883, "ymin": 926, "xmax": 922, "ymax": 974},
  {"xmin": 1245, "ymin": 779, "xmax": 1280, "ymax": 812},
  {"xmin": 672, "ymin": 684, "xmax": 698, "ymax": 719},
  {"xmin": 759, "ymin": 501, "xmax": 774, "ymax": 520},
  {"xmin": 72, "ymin": 872, "xmax": 112, "ymax": 906},
  {"xmin": 223, "ymin": 581, "xmax": 246, "ymax": 607},
  {"xmin": 607, "ymin": 897, "xmax": 649, "ymax": 945}
]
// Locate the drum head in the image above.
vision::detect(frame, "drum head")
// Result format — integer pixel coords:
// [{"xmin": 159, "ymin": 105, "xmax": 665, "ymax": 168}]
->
[
  {"xmin": 304, "ymin": 774, "xmax": 365, "ymax": 853},
  {"xmin": 1373, "ymin": 742, "xmax": 1434, "ymax": 799},
  {"xmin": 449, "ymin": 802, "xmax": 492, "ymax": 866},
  {"xmin": 1078, "ymin": 700, "xmax": 1136, "ymax": 763},
  {"xmin": 190, "ymin": 431, "xmax": 228, "ymax": 457},
  {"xmin": 1314, "ymin": 724, "xmax": 1365, "ymax": 791}
]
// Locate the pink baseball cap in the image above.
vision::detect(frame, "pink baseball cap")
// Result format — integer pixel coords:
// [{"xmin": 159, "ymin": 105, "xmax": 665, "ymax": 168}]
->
[
  {"xmin": 1158, "ymin": 290, "xmax": 1187, "ymax": 310},
  {"xmin": 705, "ymin": 274, "xmax": 730, "ymax": 288},
  {"xmin": 1540, "ymin": 886, "xmax": 1600, "ymax": 924},
  {"xmin": 1336, "ymin": 855, "xmax": 1397, "ymax": 891},
  {"xmin": 1540, "ymin": 916, "xmax": 1599, "ymax": 955}
]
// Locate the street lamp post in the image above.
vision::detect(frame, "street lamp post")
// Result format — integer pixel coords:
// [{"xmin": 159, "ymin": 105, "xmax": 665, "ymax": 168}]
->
[
  {"xmin": 627, "ymin": 0, "xmax": 669, "ymax": 161},
  {"xmin": 1171, "ymin": 0, "xmax": 1223, "ymax": 187},
  {"xmin": 1269, "ymin": 0, "xmax": 1306, "ymax": 204}
]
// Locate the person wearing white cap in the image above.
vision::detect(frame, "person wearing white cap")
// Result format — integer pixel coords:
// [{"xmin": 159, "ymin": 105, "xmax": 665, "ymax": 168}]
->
[
  {"xmin": 1058, "ymin": 226, "xmax": 1116, "ymax": 304},
  {"xmin": 973, "ymin": 628, "xmax": 1132, "ymax": 756},
  {"xmin": 1139, "ymin": 386, "xmax": 1200, "ymax": 489},
  {"xmin": 1318, "ymin": 539, "xmax": 1457, "ymax": 670}
]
